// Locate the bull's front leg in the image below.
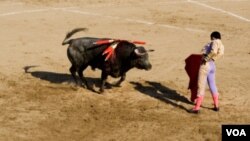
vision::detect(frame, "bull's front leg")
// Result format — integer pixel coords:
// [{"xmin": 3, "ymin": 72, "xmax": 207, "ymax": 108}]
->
[
  {"xmin": 114, "ymin": 73, "xmax": 126, "ymax": 87},
  {"xmin": 100, "ymin": 71, "xmax": 108, "ymax": 93}
]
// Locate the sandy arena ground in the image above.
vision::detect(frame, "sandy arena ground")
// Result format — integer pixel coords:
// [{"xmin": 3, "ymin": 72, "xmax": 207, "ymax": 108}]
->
[{"xmin": 0, "ymin": 0, "xmax": 250, "ymax": 140}]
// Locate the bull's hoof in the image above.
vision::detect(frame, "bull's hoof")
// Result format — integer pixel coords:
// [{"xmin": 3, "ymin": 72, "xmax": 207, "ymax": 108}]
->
[
  {"xmin": 113, "ymin": 83, "xmax": 122, "ymax": 87},
  {"xmin": 86, "ymin": 86, "xmax": 98, "ymax": 93},
  {"xmin": 88, "ymin": 87, "xmax": 97, "ymax": 93},
  {"xmin": 81, "ymin": 84, "xmax": 87, "ymax": 89},
  {"xmin": 112, "ymin": 82, "xmax": 122, "ymax": 87},
  {"xmin": 104, "ymin": 82, "xmax": 112, "ymax": 89},
  {"xmin": 75, "ymin": 81, "xmax": 82, "ymax": 87},
  {"xmin": 98, "ymin": 89, "xmax": 104, "ymax": 94}
]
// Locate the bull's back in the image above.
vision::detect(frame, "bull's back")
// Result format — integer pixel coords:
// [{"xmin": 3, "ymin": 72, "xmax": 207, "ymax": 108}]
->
[{"xmin": 104, "ymin": 42, "xmax": 136, "ymax": 77}]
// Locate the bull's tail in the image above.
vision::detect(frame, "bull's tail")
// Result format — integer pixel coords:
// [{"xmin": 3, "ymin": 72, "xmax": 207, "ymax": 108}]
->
[
  {"xmin": 23, "ymin": 65, "xmax": 38, "ymax": 73},
  {"xmin": 62, "ymin": 28, "xmax": 88, "ymax": 45}
]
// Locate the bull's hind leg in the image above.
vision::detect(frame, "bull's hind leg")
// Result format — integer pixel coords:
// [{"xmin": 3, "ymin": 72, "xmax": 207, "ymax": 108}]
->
[
  {"xmin": 100, "ymin": 71, "xmax": 108, "ymax": 93},
  {"xmin": 78, "ymin": 65, "xmax": 94, "ymax": 91},
  {"xmin": 69, "ymin": 65, "xmax": 79, "ymax": 85}
]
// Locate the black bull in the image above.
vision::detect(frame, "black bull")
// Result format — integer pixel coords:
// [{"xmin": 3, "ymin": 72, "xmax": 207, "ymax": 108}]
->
[{"xmin": 62, "ymin": 28, "xmax": 153, "ymax": 93}]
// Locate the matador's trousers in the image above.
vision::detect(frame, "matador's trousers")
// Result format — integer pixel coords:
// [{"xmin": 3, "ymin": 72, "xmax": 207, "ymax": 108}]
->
[{"xmin": 197, "ymin": 61, "xmax": 218, "ymax": 96}]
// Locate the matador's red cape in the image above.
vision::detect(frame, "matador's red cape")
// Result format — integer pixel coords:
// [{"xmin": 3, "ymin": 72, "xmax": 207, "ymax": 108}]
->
[{"xmin": 185, "ymin": 54, "xmax": 202, "ymax": 102}]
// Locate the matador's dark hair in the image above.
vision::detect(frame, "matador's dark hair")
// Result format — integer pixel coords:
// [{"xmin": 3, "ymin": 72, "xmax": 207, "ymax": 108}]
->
[{"xmin": 210, "ymin": 31, "xmax": 221, "ymax": 39}]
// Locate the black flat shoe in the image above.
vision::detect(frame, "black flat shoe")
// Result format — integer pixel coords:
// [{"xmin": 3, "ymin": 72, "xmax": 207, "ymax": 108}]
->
[
  {"xmin": 213, "ymin": 107, "xmax": 219, "ymax": 112},
  {"xmin": 189, "ymin": 109, "xmax": 200, "ymax": 114}
]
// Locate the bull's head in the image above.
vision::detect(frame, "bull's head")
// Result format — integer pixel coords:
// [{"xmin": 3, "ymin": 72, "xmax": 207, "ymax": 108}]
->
[{"xmin": 133, "ymin": 46, "xmax": 153, "ymax": 70}]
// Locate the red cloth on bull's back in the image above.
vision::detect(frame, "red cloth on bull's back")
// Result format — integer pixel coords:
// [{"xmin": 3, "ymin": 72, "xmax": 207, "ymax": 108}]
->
[
  {"xmin": 94, "ymin": 39, "xmax": 146, "ymax": 61},
  {"xmin": 185, "ymin": 54, "xmax": 202, "ymax": 102}
]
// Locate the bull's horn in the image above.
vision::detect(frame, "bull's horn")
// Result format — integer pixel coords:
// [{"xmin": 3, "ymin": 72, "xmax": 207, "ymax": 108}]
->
[
  {"xmin": 147, "ymin": 49, "xmax": 155, "ymax": 52},
  {"xmin": 135, "ymin": 49, "xmax": 146, "ymax": 56}
]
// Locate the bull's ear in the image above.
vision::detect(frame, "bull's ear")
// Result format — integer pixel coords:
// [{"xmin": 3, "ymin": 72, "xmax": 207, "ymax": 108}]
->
[{"xmin": 147, "ymin": 49, "xmax": 155, "ymax": 52}]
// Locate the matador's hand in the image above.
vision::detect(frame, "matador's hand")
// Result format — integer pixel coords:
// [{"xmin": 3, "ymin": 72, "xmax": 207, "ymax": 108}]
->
[{"xmin": 201, "ymin": 54, "xmax": 208, "ymax": 65}]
